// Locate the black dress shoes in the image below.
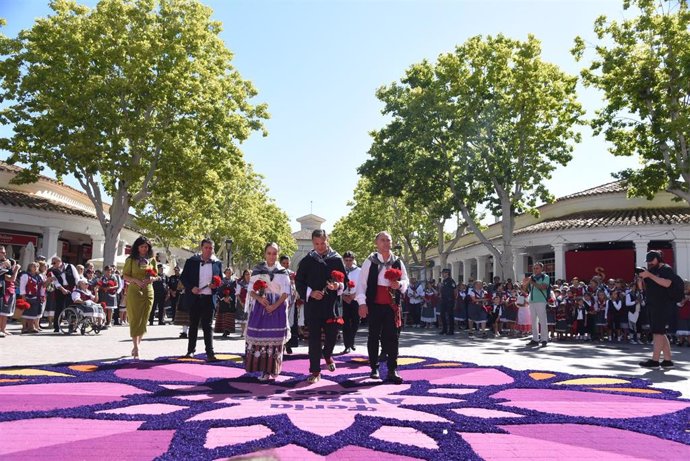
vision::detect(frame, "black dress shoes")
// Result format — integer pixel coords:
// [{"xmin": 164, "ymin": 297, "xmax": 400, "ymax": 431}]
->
[
  {"xmin": 385, "ymin": 371, "xmax": 403, "ymax": 384},
  {"xmin": 369, "ymin": 368, "xmax": 380, "ymax": 379}
]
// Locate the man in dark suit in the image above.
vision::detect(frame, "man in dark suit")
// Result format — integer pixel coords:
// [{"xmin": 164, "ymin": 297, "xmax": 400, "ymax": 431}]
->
[
  {"xmin": 295, "ymin": 229, "xmax": 347, "ymax": 383},
  {"xmin": 180, "ymin": 238, "xmax": 223, "ymax": 362}
]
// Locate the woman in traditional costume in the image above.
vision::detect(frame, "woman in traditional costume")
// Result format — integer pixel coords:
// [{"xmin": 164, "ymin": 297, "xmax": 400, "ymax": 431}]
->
[
  {"xmin": 244, "ymin": 243, "xmax": 290, "ymax": 381},
  {"xmin": 214, "ymin": 268, "xmax": 237, "ymax": 337},
  {"xmin": 19, "ymin": 262, "xmax": 45, "ymax": 333}
]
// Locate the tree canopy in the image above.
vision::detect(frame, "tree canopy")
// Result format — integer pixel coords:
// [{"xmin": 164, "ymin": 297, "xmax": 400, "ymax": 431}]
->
[
  {"xmin": 0, "ymin": 0, "xmax": 268, "ymax": 264},
  {"xmin": 360, "ymin": 34, "xmax": 583, "ymax": 279},
  {"xmin": 573, "ymin": 0, "xmax": 690, "ymax": 204}
]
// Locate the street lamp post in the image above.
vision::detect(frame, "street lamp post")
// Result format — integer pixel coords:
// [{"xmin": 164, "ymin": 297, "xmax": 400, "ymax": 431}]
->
[{"xmin": 224, "ymin": 238, "xmax": 233, "ymax": 269}]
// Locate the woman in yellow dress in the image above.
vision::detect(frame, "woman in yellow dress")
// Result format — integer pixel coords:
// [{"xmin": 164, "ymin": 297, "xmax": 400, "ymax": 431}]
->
[{"xmin": 122, "ymin": 236, "xmax": 158, "ymax": 359}]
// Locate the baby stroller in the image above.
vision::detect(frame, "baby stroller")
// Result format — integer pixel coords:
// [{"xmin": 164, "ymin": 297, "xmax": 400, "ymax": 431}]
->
[{"xmin": 57, "ymin": 301, "xmax": 106, "ymax": 335}]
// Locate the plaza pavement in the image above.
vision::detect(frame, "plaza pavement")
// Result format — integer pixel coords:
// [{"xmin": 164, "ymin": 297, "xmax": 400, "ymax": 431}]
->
[{"xmin": 1, "ymin": 320, "xmax": 688, "ymax": 398}]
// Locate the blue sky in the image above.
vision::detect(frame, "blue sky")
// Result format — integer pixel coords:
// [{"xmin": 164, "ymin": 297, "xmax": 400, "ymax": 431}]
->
[{"xmin": 0, "ymin": 0, "xmax": 638, "ymax": 232}]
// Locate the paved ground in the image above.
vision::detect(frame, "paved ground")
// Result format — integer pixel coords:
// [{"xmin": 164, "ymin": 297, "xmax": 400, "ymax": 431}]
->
[{"xmin": 1, "ymin": 319, "xmax": 688, "ymax": 398}]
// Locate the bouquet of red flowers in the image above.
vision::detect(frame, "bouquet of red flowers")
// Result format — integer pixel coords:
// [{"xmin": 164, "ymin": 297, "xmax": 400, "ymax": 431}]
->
[
  {"xmin": 106, "ymin": 279, "xmax": 118, "ymax": 294},
  {"xmin": 222, "ymin": 287, "xmax": 232, "ymax": 297},
  {"xmin": 330, "ymin": 270, "xmax": 345, "ymax": 283},
  {"xmin": 145, "ymin": 268, "xmax": 157, "ymax": 278},
  {"xmin": 15, "ymin": 297, "xmax": 31, "ymax": 310},
  {"xmin": 384, "ymin": 268, "xmax": 403, "ymax": 282},
  {"xmin": 347, "ymin": 280, "xmax": 355, "ymax": 289},
  {"xmin": 383, "ymin": 268, "xmax": 403, "ymax": 328},
  {"xmin": 253, "ymin": 279, "xmax": 268, "ymax": 296},
  {"xmin": 211, "ymin": 275, "xmax": 222, "ymax": 287}
]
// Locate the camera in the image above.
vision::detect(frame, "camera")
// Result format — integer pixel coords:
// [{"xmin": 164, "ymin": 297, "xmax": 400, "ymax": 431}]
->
[{"xmin": 634, "ymin": 267, "xmax": 646, "ymax": 277}]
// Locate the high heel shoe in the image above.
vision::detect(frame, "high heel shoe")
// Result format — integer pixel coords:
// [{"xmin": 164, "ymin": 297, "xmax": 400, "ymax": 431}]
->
[{"xmin": 132, "ymin": 347, "xmax": 139, "ymax": 359}]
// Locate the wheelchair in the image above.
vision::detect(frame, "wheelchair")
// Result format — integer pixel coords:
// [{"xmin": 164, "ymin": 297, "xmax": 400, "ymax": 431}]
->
[{"xmin": 57, "ymin": 302, "xmax": 106, "ymax": 335}]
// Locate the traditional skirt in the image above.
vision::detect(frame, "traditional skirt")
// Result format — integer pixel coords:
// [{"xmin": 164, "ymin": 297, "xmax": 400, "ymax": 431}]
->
[
  {"xmin": 173, "ymin": 308, "xmax": 190, "ymax": 326},
  {"xmin": 0, "ymin": 293, "xmax": 16, "ymax": 317},
  {"xmin": 421, "ymin": 304, "xmax": 436, "ymax": 323},
  {"xmin": 244, "ymin": 295, "xmax": 289, "ymax": 374},
  {"xmin": 516, "ymin": 305, "xmax": 531, "ymax": 332},
  {"xmin": 215, "ymin": 300, "xmax": 236, "ymax": 333},
  {"xmin": 555, "ymin": 319, "xmax": 570, "ymax": 333},
  {"xmin": 469, "ymin": 303, "xmax": 488, "ymax": 323},
  {"xmin": 21, "ymin": 297, "xmax": 44, "ymax": 320},
  {"xmin": 454, "ymin": 299, "xmax": 467, "ymax": 321},
  {"xmin": 43, "ymin": 292, "xmax": 56, "ymax": 317},
  {"xmin": 546, "ymin": 306, "xmax": 556, "ymax": 326},
  {"xmin": 596, "ymin": 309, "xmax": 608, "ymax": 327},
  {"xmin": 500, "ymin": 306, "xmax": 518, "ymax": 323},
  {"xmin": 103, "ymin": 292, "xmax": 118, "ymax": 310},
  {"xmin": 78, "ymin": 301, "xmax": 106, "ymax": 320}
]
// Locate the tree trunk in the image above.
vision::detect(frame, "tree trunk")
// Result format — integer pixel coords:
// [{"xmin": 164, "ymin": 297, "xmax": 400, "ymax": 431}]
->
[
  {"xmin": 102, "ymin": 224, "xmax": 120, "ymax": 267},
  {"xmin": 499, "ymin": 194, "xmax": 516, "ymax": 280}
]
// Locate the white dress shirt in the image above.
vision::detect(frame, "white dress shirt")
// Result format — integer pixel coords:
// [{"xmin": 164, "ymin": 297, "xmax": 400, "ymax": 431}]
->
[{"xmin": 355, "ymin": 252, "xmax": 409, "ymax": 306}]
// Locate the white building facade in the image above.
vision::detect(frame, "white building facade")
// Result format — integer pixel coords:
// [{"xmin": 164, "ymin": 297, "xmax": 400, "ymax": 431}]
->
[
  {"xmin": 0, "ymin": 161, "xmax": 192, "ymax": 268},
  {"xmin": 425, "ymin": 182, "xmax": 690, "ymax": 282}
]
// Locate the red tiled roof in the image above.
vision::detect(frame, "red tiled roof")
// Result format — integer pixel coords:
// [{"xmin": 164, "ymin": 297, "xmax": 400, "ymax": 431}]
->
[
  {"xmin": 0, "ymin": 188, "xmax": 95, "ymax": 219},
  {"xmin": 556, "ymin": 181, "xmax": 627, "ymax": 202},
  {"xmin": 515, "ymin": 208, "xmax": 690, "ymax": 235}
]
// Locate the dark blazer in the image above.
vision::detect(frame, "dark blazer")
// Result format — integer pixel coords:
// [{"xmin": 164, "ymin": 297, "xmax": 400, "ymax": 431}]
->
[
  {"xmin": 180, "ymin": 254, "xmax": 223, "ymax": 310},
  {"xmin": 295, "ymin": 250, "xmax": 346, "ymax": 320}
]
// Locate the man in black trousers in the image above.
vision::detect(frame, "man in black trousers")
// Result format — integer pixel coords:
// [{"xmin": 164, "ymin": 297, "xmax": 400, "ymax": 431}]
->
[
  {"xmin": 439, "ymin": 268, "xmax": 457, "ymax": 335},
  {"xmin": 149, "ymin": 264, "xmax": 168, "ymax": 325},
  {"xmin": 295, "ymin": 229, "xmax": 346, "ymax": 384},
  {"xmin": 356, "ymin": 231, "xmax": 409, "ymax": 384},
  {"xmin": 180, "ymin": 238, "xmax": 222, "ymax": 362}
]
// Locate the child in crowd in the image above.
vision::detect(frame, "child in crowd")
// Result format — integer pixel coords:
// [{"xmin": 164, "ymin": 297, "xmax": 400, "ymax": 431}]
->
[
  {"xmin": 421, "ymin": 281, "xmax": 437, "ymax": 328},
  {"xmin": 500, "ymin": 291, "xmax": 518, "ymax": 336},
  {"xmin": 608, "ymin": 290, "xmax": 626, "ymax": 342},
  {"xmin": 595, "ymin": 290, "xmax": 609, "ymax": 341},
  {"xmin": 488, "ymin": 295, "xmax": 503, "ymax": 337}
]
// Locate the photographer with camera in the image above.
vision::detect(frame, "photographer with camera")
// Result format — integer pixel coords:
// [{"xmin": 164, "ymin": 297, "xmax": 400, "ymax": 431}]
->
[
  {"xmin": 522, "ymin": 261, "xmax": 550, "ymax": 347},
  {"xmin": 637, "ymin": 250, "xmax": 676, "ymax": 368}
]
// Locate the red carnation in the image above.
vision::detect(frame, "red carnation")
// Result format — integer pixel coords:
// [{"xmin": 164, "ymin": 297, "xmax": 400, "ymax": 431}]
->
[
  {"xmin": 253, "ymin": 279, "xmax": 268, "ymax": 295},
  {"xmin": 222, "ymin": 288, "xmax": 231, "ymax": 297},
  {"xmin": 330, "ymin": 270, "xmax": 345, "ymax": 283},
  {"xmin": 212, "ymin": 275, "xmax": 222, "ymax": 287},
  {"xmin": 15, "ymin": 298, "xmax": 31, "ymax": 310},
  {"xmin": 347, "ymin": 280, "xmax": 355, "ymax": 289},
  {"xmin": 107, "ymin": 280, "xmax": 117, "ymax": 287},
  {"xmin": 145, "ymin": 268, "xmax": 157, "ymax": 277},
  {"xmin": 384, "ymin": 268, "xmax": 403, "ymax": 282}
]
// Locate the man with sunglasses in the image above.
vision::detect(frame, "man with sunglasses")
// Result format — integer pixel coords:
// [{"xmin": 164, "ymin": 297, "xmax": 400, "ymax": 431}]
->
[{"xmin": 637, "ymin": 250, "xmax": 675, "ymax": 368}]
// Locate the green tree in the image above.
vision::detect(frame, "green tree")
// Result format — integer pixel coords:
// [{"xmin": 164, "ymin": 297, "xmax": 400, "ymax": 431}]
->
[
  {"xmin": 573, "ymin": 0, "xmax": 690, "ymax": 203},
  {"xmin": 360, "ymin": 34, "xmax": 583, "ymax": 280},
  {"xmin": 0, "ymin": 0, "xmax": 268, "ymax": 265},
  {"xmin": 209, "ymin": 163, "xmax": 295, "ymax": 270},
  {"xmin": 330, "ymin": 179, "xmax": 441, "ymax": 279}
]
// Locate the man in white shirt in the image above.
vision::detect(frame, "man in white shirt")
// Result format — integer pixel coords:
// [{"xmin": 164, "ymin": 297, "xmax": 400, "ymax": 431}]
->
[
  {"xmin": 356, "ymin": 231, "xmax": 409, "ymax": 384},
  {"xmin": 406, "ymin": 277, "xmax": 424, "ymax": 328},
  {"xmin": 341, "ymin": 251, "xmax": 361, "ymax": 354}
]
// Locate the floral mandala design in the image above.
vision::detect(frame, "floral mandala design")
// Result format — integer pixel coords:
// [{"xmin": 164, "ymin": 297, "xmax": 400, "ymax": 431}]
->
[{"xmin": 0, "ymin": 354, "xmax": 689, "ymax": 460}]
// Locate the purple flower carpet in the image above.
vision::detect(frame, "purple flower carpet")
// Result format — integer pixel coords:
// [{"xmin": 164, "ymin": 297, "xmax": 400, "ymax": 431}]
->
[{"xmin": 1, "ymin": 353, "xmax": 689, "ymax": 460}]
